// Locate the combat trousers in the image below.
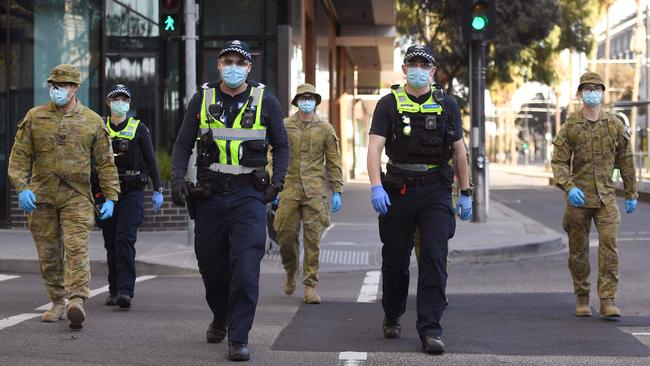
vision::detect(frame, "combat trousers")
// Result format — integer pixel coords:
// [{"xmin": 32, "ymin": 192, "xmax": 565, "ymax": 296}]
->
[
  {"xmin": 101, "ymin": 189, "xmax": 144, "ymax": 297},
  {"xmin": 28, "ymin": 182, "xmax": 94, "ymax": 301},
  {"xmin": 563, "ymin": 202, "xmax": 620, "ymax": 299},
  {"xmin": 193, "ymin": 185, "xmax": 266, "ymax": 344},
  {"xmin": 379, "ymin": 180, "xmax": 455, "ymax": 338},
  {"xmin": 275, "ymin": 196, "xmax": 330, "ymax": 287}
]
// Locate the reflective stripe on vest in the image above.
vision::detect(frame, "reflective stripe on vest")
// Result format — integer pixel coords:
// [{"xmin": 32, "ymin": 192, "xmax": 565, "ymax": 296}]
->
[
  {"xmin": 106, "ymin": 117, "xmax": 140, "ymax": 140},
  {"xmin": 199, "ymin": 85, "xmax": 266, "ymax": 174},
  {"xmin": 391, "ymin": 86, "xmax": 443, "ymax": 115}
]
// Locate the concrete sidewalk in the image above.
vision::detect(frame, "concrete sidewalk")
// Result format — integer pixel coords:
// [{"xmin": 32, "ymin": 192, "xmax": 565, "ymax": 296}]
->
[{"xmin": 0, "ymin": 178, "xmax": 563, "ymax": 276}]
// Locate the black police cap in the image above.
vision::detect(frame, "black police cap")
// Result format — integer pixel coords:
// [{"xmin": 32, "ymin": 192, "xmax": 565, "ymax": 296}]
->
[
  {"xmin": 403, "ymin": 45, "xmax": 436, "ymax": 65},
  {"xmin": 219, "ymin": 40, "xmax": 252, "ymax": 62},
  {"xmin": 106, "ymin": 84, "xmax": 132, "ymax": 99}
]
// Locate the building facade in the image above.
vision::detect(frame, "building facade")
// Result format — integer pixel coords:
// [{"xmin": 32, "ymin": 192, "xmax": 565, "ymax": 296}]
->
[{"xmin": 0, "ymin": 0, "xmax": 395, "ymax": 227}]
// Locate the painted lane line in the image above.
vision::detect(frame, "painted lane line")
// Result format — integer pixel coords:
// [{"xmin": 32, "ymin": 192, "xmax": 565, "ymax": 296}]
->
[
  {"xmin": 356, "ymin": 270, "xmax": 381, "ymax": 303},
  {"xmin": 338, "ymin": 271, "xmax": 381, "ymax": 365},
  {"xmin": 632, "ymin": 332, "xmax": 650, "ymax": 336},
  {"xmin": 338, "ymin": 351, "xmax": 367, "ymax": 365},
  {"xmin": 0, "ymin": 314, "xmax": 42, "ymax": 330},
  {"xmin": 35, "ymin": 275, "xmax": 157, "ymax": 311},
  {"xmin": 321, "ymin": 223, "xmax": 336, "ymax": 240},
  {"xmin": 0, "ymin": 274, "xmax": 20, "ymax": 282}
]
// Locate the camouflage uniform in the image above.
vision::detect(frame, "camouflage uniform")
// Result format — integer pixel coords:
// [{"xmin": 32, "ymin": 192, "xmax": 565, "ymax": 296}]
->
[
  {"xmin": 551, "ymin": 108, "xmax": 636, "ymax": 300},
  {"xmin": 8, "ymin": 64, "xmax": 119, "ymax": 302},
  {"xmin": 273, "ymin": 112, "xmax": 343, "ymax": 287}
]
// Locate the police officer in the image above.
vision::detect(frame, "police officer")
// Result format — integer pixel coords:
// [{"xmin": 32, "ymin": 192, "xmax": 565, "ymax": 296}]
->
[
  {"xmin": 100, "ymin": 84, "xmax": 164, "ymax": 310},
  {"xmin": 8, "ymin": 64, "xmax": 120, "ymax": 330},
  {"xmin": 551, "ymin": 71, "xmax": 637, "ymax": 318},
  {"xmin": 274, "ymin": 83, "xmax": 344, "ymax": 304},
  {"xmin": 366, "ymin": 45, "xmax": 472, "ymax": 354},
  {"xmin": 171, "ymin": 40, "xmax": 289, "ymax": 362}
]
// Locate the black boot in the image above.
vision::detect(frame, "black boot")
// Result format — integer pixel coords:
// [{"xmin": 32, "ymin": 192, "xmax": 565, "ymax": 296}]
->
[
  {"xmin": 105, "ymin": 295, "xmax": 117, "ymax": 306},
  {"xmin": 206, "ymin": 320, "xmax": 227, "ymax": 343},
  {"xmin": 421, "ymin": 336, "xmax": 445, "ymax": 355},
  {"xmin": 116, "ymin": 294, "xmax": 132, "ymax": 309},
  {"xmin": 228, "ymin": 342, "xmax": 250, "ymax": 361},
  {"xmin": 383, "ymin": 317, "xmax": 401, "ymax": 339}
]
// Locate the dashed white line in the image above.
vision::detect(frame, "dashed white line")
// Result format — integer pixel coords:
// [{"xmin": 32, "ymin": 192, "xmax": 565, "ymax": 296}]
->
[
  {"xmin": 0, "ymin": 274, "xmax": 20, "ymax": 282},
  {"xmin": 0, "ymin": 314, "xmax": 42, "ymax": 330},
  {"xmin": 4, "ymin": 275, "xmax": 158, "ymax": 329},
  {"xmin": 339, "ymin": 270, "xmax": 381, "ymax": 365},
  {"xmin": 356, "ymin": 270, "xmax": 381, "ymax": 303}
]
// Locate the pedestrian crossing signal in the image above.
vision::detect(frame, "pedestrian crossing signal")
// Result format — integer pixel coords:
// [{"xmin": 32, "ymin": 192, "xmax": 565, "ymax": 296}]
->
[
  {"xmin": 462, "ymin": 0, "xmax": 495, "ymax": 42},
  {"xmin": 160, "ymin": 0, "xmax": 182, "ymax": 38}
]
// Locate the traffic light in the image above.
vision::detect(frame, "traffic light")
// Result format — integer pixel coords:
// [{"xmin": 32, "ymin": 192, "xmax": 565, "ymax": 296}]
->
[
  {"xmin": 160, "ymin": 0, "xmax": 183, "ymax": 38},
  {"xmin": 462, "ymin": 0, "xmax": 495, "ymax": 42}
]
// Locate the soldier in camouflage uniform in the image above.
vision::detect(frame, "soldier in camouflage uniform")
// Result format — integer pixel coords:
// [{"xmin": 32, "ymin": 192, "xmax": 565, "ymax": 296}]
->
[
  {"xmin": 274, "ymin": 83, "xmax": 344, "ymax": 304},
  {"xmin": 8, "ymin": 64, "xmax": 120, "ymax": 330},
  {"xmin": 551, "ymin": 71, "xmax": 637, "ymax": 318}
]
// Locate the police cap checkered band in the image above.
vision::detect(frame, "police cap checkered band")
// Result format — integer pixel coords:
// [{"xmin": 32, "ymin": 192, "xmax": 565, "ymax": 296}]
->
[
  {"xmin": 403, "ymin": 45, "xmax": 436, "ymax": 65},
  {"xmin": 107, "ymin": 84, "xmax": 132, "ymax": 99},
  {"xmin": 219, "ymin": 40, "xmax": 252, "ymax": 62}
]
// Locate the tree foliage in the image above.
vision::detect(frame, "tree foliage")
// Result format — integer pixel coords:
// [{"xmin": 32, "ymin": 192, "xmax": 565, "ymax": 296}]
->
[{"xmin": 396, "ymin": 0, "xmax": 600, "ymax": 97}]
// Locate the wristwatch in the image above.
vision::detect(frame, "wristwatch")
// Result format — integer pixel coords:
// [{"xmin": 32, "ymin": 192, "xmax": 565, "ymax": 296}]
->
[{"xmin": 460, "ymin": 188, "xmax": 473, "ymax": 197}]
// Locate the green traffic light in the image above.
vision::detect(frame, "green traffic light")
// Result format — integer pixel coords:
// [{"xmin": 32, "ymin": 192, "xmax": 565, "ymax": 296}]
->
[
  {"xmin": 164, "ymin": 15, "xmax": 175, "ymax": 31},
  {"xmin": 471, "ymin": 15, "xmax": 487, "ymax": 31}
]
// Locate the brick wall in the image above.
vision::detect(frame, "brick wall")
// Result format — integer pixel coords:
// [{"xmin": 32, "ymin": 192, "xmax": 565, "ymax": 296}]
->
[{"xmin": 8, "ymin": 182, "xmax": 189, "ymax": 231}]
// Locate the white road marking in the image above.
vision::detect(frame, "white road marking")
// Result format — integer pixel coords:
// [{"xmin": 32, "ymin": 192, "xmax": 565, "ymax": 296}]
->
[
  {"xmin": 632, "ymin": 333, "xmax": 650, "ymax": 336},
  {"xmin": 0, "ymin": 314, "xmax": 41, "ymax": 330},
  {"xmin": 0, "ymin": 274, "xmax": 20, "ymax": 282},
  {"xmin": 356, "ymin": 270, "xmax": 381, "ymax": 303},
  {"xmin": 338, "ymin": 271, "xmax": 380, "ymax": 364},
  {"xmin": 338, "ymin": 351, "xmax": 367, "ymax": 365},
  {"xmin": 321, "ymin": 223, "xmax": 336, "ymax": 240}
]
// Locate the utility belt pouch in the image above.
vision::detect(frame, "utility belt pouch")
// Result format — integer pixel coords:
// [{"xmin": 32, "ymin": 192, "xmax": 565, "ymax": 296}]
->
[
  {"xmin": 251, "ymin": 170, "xmax": 270, "ymax": 192},
  {"xmin": 239, "ymin": 140, "xmax": 269, "ymax": 167},
  {"xmin": 184, "ymin": 181, "xmax": 197, "ymax": 220},
  {"xmin": 382, "ymin": 173, "xmax": 403, "ymax": 190},
  {"xmin": 188, "ymin": 182, "xmax": 212, "ymax": 198},
  {"xmin": 196, "ymin": 129, "xmax": 217, "ymax": 167}
]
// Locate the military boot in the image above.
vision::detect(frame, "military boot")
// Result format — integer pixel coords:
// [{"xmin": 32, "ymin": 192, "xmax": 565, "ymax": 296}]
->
[
  {"xmin": 41, "ymin": 301, "xmax": 66, "ymax": 322},
  {"xmin": 303, "ymin": 285, "xmax": 321, "ymax": 304},
  {"xmin": 575, "ymin": 295, "xmax": 592, "ymax": 317},
  {"xmin": 600, "ymin": 298, "xmax": 621, "ymax": 317},
  {"xmin": 284, "ymin": 272, "xmax": 297, "ymax": 295},
  {"xmin": 67, "ymin": 297, "xmax": 86, "ymax": 330}
]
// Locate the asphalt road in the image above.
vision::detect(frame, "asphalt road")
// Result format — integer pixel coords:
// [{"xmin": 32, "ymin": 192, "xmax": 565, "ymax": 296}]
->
[{"xmin": 1, "ymin": 186, "xmax": 650, "ymax": 365}]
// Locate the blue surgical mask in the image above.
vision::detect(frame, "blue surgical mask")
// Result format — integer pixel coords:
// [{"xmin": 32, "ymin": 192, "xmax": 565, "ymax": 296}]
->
[
  {"xmin": 110, "ymin": 101, "xmax": 130, "ymax": 117},
  {"xmin": 49, "ymin": 86, "xmax": 70, "ymax": 106},
  {"xmin": 407, "ymin": 67, "xmax": 431, "ymax": 89},
  {"xmin": 298, "ymin": 100, "xmax": 316, "ymax": 113},
  {"xmin": 221, "ymin": 65, "xmax": 248, "ymax": 88},
  {"xmin": 582, "ymin": 90, "xmax": 602, "ymax": 107}
]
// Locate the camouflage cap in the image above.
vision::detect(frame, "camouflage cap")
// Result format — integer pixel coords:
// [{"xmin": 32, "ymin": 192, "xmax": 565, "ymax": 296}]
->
[
  {"xmin": 291, "ymin": 83, "xmax": 322, "ymax": 106},
  {"xmin": 578, "ymin": 71, "xmax": 605, "ymax": 91},
  {"xmin": 46, "ymin": 64, "xmax": 81, "ymax": 85}
]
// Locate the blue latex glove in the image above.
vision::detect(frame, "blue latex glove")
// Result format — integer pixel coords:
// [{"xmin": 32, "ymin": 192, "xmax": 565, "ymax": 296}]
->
[
  {"xmin": 98, "ymin": 200, "xmax": 114, "ymax": 220},
  {"xmin": 152, "ymin": 191, "xmax": 164, "ymax": 213},
  {"xmin": 456, "ymin": 194, "xmax": 473, "ymax": 221},
  {"xmin": 18, "ymin": 190, "xmax": 37, "ymax": 212},
  {"xmin": 371, "ymin": 185, "xmax": 391, "ymax": 214},
  {"xmin": 331, "ymin": 192, "xmax": 341, "ymax": 213},
  {"xmin": 625, "ymin": 198, "xmax": 637, "ymax": 214},
  {"xmin": 273, "ymin": 197, "xmax": 279, "ymax": 206},
  {"xmin": 568, "ymin": 187, "xmax": 585, "ymax": 207}
]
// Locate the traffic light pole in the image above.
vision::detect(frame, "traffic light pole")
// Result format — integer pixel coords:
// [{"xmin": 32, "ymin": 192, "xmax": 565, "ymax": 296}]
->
[
  {"xmin": 184, "ymin": 0, "xmax": 198, "ymax": 246},
  {"xmin": 469, "ymin": 39, "xmax": 488, "ymax": 223}
]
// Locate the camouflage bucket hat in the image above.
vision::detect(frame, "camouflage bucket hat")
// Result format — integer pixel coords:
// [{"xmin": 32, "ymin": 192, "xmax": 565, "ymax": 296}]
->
[
  {"xmin": 578, "ymin": 71, "xmax": 605, "ymax": 91},
  {"xmin": 291, "ymin": 83, "xmax": 322, "ymax": 106},
  {"xmin": 46, "ymin": 64, "xmax": 81, "ymax": 85}
]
